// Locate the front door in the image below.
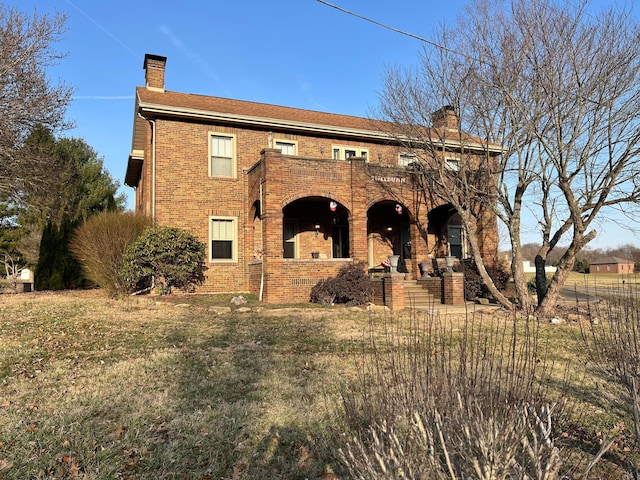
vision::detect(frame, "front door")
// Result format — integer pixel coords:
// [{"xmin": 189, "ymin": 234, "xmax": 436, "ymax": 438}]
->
[
  {"xmin": 448, "ymin": 225, "xmax": 463, "ymax": 258},
  {"xmin": 332, "ymin": 224, "xmax": 349, "ymax": 258}
]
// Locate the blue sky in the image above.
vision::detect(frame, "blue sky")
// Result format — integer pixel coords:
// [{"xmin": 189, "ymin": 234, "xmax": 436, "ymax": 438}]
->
[{"xmin": 20, "ymin": 0, "xmax": 640, "ymax": 249}]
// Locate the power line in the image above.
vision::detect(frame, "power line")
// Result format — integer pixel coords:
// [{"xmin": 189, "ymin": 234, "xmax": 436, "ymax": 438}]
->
[{"xmin": 315, "ymin": 0, "xmax": 475, "ymax": 62}]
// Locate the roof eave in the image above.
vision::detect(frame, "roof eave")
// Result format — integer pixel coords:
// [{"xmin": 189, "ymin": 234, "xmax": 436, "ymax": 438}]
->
[{"xmin": 137, "ymin": 101, "xmax": 503, "ymax": 154}]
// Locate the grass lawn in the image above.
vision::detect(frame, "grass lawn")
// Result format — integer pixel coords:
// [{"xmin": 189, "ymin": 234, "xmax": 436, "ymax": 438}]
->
[
  {"xmin": 0, "ymin": 290, "xmax": 638, "ymax": 478},
  {"xmin": 528, "ymin": 270, "xmax": 640, "ymax": 287}
]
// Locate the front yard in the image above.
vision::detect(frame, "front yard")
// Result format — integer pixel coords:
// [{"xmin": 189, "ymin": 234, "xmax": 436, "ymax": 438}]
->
[{"xmin": 0, "ymin": 290, "xmax": 638, "ymax": 478}]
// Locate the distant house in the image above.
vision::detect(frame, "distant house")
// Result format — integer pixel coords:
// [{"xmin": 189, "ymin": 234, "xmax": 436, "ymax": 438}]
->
[
  {"xmin": 522, "ymin": 260, "xmax": 555, "ymax": 274},
  {"xmin": 589, "ymin": 257, "xmax": 635, "ymax": 274}
]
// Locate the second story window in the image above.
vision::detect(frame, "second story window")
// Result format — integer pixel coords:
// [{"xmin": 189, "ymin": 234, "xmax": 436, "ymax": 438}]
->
[
  {"xmin": 445, "ymin": 157, "xmax": 460, "ymax": 172},
  {"xmin": 332, "ymin": 146, "xmax": 369, "ymax": 161},
  {"xmin": 399, "ymin": 153, "xmax": 416, "ymax": 167},
  {"xmin": 275, "ymin": 140, "xmax": 297, "ymax": 155},
  {"xmin": 210, "ymin": 134, "xmax": 236, "ymax": 178}
]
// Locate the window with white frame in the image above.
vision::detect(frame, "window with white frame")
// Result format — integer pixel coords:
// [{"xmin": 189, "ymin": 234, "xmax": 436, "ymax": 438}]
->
[
  {"xmin": 209, "ymin": 134, "xmax": 236, "ymax": 178},
  {"xmin": 283, "ymin": 220, "xmax": 298, "ymax": 259},
  {"xmin": 275, "ymin": 140, "xmax": 297, "ymax": 155},
  {"xmin": 399, "ymin": 153, "xmax": 416, "ymax": 167},
  {"xmin": 445, "ymin": 157, "xmax": 460, "ymax": 171},
  {"xmin": 332, "ymin": 145, "xmax": 368, "ymax": 161},
  {"xmin": 210, "ymin": 217, "xmax": 237, "ymax": 261}
]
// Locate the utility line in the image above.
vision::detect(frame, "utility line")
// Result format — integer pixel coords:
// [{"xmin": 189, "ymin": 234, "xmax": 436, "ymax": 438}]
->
[
  {"xmin": 315, "ymin": 0, "xmax": 478, "ymax": 63},
  {"xmin": 316, "ymin": 0, "xmax": 613, "ymax": 108}
]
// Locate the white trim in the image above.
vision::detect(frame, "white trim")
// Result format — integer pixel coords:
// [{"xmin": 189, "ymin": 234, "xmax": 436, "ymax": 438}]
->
[
  {"xmin": 331, "ymin": 145, "xmax": 369, "ymax": 161},
  {"xmin": 398, "ymin": 152, "xmax": 416, "ymax": 167},
  {"xmin": 209, "ymin": 216, "xmax": 238, "ymax": 262},
  {"xmin": 208, "ymin": 132, "xmax": 237, "ymax": 178},
  {"xmin": 139, "ymin": 101, "xmax": 503, "ymax": 154},
  {"xmin": 283, "ymin": 219, "xmax": 299, "ymax": 259},
  {"xmin": 445, "ymin": 157, "xmax": 461, "ymax": 171},
  {"xmin": 274, "ymin": 139, "xmax": 298, "ymax": 155}
]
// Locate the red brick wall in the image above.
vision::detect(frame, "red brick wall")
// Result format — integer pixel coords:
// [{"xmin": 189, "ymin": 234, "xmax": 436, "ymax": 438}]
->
[
  {"xmin": 443, "ymin": 272, "xmax": 465, "ymax": 305},
  {"xmin": 262, "ymin": 259, "xmax": 350, "ymax": 303},
  {"xmin": 133, "ymin": 113, "xmax": 499, "ymax": 302},
  {"xmin": 592, "ymin": 263, "xmax": 635, "ymax": 274}
]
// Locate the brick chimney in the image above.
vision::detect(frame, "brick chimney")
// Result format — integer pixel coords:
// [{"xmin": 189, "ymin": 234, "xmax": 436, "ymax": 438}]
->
[
  {"xmin": 143, "ymin": 54, "xmax": 167, "ymax": 92},
  {"xmin": 432, "ymin": 105, "xmax": 458, "ymax": 130}
]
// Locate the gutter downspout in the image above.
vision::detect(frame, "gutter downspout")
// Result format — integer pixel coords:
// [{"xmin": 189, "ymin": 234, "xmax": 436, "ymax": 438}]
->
[
  {"xmin": 150, "ymin": 118, "xmax": 156, "ymax": 223},
  {"xmin": 136, "ymin": 113, "xmax": 156, "ymax": 223}
]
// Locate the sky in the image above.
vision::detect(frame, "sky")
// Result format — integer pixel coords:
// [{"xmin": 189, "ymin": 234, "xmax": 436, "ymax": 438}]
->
[{"xmin": 18, "ymin": 0, "xmax": 640, "ymax": 250}]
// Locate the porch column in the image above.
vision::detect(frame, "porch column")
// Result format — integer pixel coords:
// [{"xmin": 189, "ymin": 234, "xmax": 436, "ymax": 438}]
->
[
  {"xmin": 349, "ymin": 157, "xmax": 368, "ymax": 262},
  {"xmin": 260, "ymin": 148, "xmax": 285, "ymax": 303}
]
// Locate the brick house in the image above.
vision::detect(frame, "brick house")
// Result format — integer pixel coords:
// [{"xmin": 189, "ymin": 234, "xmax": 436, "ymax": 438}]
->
[
  {"xmin": 124, "ymin": 54, "xmax": 501, "ymax": 304},
  {"xmin": 590, "ymin": 257, "xmax": 635, "ymax": 274}
]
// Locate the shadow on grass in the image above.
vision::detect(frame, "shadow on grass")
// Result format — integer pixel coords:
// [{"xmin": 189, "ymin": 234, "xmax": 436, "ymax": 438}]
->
[{"xmin": 153, "ymin": 310, "xmax": 350, "ymax": 479}]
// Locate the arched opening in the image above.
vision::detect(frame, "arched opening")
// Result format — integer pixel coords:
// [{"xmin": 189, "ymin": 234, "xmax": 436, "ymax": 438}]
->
[
  {"xmin": 282, "ymin": 197, "xmax": 350, "ymax": 259},
  {"xmin": 428, "ymin": 204, "xmax": 465, "ymax": 259},
  {"xmin": 367, "ymin": 201, "xmax": 411, "ymax": 271},
  {"xmin": 250, "ymin": 200, "xmax": 262, "ymax": 260}
]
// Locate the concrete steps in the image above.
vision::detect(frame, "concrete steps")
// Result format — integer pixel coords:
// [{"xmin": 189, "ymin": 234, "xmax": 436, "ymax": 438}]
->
[{"xmin": 403, "ymin": 279, "xmax": 437, "ymax": 309}]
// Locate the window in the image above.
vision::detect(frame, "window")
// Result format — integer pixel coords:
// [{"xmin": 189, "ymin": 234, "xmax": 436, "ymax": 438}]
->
[
  {"xmin": 448, "ymin": 225, "xmax": 464, "ymax": 258},
  {"xmin": 275, "ymin": 140, "xmax": 297, "ymax": 155},
  {"xmin": 332, "ymin": 145, "xmax": 369, "ymax": 161},
  {"xmin": 283, "ymin": 220, "xmax": 298, "ymax": 258},
  {"xmin": 399, "ymin": 153, "xmax": 416, "ymax": 167},
  {"xmin": 210, "ymin": 217, "xmax": 237, "ymax": 261},
  {"xmin": 209, "ymin": 134, "xmax": 235, "ymax": 177},
  {"xmin": 445, "ymin": 157, "xmax": 460, "ymax": 171}
]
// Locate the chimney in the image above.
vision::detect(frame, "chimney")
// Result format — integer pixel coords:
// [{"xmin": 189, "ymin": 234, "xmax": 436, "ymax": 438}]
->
[
  {"xmin": 432, "ymin": 105, "xmax": 458, "ymax": 130},
  {"xmin": 143, "ymin": 54, "xmax": 167, "ymax": 92}
]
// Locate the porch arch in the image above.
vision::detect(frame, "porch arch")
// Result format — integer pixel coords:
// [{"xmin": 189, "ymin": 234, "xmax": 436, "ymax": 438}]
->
[
  {"xmin": 367, "ymin": 200, "xmax": 412, "ymax": 271},
  {"xmin": 281, "ymin": 189, "xmax": 350, "ymax": 213},
  {"xmin": 282, "ymin": 196, "xmax": 351, "ymax": 259},
  {"xmin": 427, "ymin": 204, "xmax": 465, "ymax": 259}
]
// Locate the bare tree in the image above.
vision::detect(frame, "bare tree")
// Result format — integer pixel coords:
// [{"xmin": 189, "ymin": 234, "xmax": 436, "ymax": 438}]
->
[
  {"xmin": 376, "ymin": 0, "xmax": 640, "ymax": 316},
  {"xmin": 0, "ymin": 5, "xmax": 73, "ymax": 202},
  {"xmin": 1, "ymin": 249, "xmax": 22, "ymax": 290}
]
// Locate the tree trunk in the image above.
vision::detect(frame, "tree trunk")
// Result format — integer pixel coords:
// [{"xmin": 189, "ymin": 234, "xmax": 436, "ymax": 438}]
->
[
  {"xmin": 509, "ymin": 225, "xmax": 532, "ymax": 312},
  {"xmin": 534, "ymin": 254, "xmax": 549, "ymax": 306}
]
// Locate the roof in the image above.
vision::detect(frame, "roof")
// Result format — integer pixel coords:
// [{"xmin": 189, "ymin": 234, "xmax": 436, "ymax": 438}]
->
[
  {"xmin": 126, "ymin": 86, "xmax": 502, "ymax": 186},
  {"xmin": 137, "ymin": 87, "xmax": 386, "ymax": 132},
  {"xmin": 590, "ymin": 256, "xmax": 634, "ymax": 265}
]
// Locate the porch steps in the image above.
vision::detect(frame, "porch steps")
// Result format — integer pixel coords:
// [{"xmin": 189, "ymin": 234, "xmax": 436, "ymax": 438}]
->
[{"xmin": 403, "ymin": 279, "xmax": 437, "ymax": 309}]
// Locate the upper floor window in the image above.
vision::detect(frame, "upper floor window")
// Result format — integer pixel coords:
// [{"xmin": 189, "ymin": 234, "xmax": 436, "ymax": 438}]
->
[
  {"xmin": 210, "ymin": 216, "xmax": 237, "ymax": 262},
  {"xmin": 332, "ymin": 145, "xmax": 368, "ymax": 161},
  {"xmin": 209, "ymin": 134, "xmax": 236, "ymax": 178},
  {"xmin": 275, "ymin": 140, "xmax": 297, "ymax": 155},
  {"xmin": 399, "ymin": 153, "xmax": 416, "ymax": 167},
  {"xmin": 445, "ymin": 157, "xmax": 460, "ymax": 172}
]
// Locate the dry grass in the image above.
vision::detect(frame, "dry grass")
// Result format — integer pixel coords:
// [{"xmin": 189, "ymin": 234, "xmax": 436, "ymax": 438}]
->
[{"xmin": 0, "ymin": 290, "xmax": 638, "ymax": 478}]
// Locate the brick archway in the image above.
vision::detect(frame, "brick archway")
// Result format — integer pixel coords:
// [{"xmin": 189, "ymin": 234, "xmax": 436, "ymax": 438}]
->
[
  {"xmin": 367, "ymin": 200, "xmax": 413, "ymax": 271},
  {"xmin": 281, "ymin": 189, "xmax": 351, "ymax": 213}
]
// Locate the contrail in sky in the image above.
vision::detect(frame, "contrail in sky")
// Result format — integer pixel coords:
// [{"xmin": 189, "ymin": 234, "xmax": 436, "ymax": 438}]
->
[{"xmin": 65, "ymin": 0, "xmax": 138, "ymax": 57}]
